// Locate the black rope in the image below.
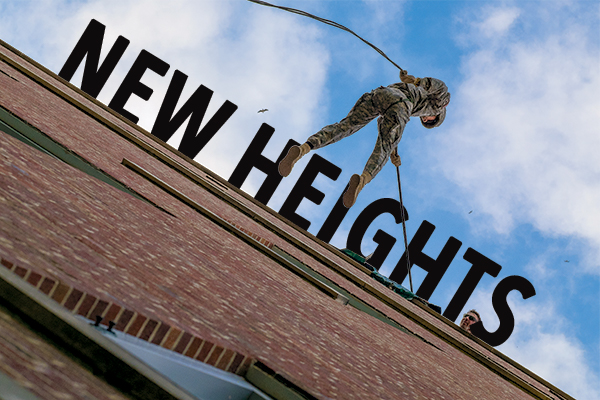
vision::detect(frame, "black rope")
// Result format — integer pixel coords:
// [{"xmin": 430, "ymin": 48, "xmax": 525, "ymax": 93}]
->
[
  {"xmin": 246, "ymin": 0, "xmax": 404, "ymax": 72},
  {"xmin": 249, "ymin": 0, "xmax": 413, "ymax": 289},
  {"xmin": 396, "ymin": 166, "xmax": 413, "ymax": 292}
]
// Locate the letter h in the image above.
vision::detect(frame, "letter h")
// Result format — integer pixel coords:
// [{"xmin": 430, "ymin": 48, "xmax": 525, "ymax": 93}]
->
[{"xmin": 228, "ymin": 123, "xmax": 298, "ymax": 205}]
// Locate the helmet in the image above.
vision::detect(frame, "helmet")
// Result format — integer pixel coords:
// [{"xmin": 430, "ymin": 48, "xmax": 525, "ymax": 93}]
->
[{"xmin": 420, "ymin": 107, "xmax": 446, "ymax": 129}]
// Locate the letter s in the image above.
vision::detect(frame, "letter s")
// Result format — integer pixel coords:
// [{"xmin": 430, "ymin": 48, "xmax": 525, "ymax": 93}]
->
[{"xmin": 470, "ymin": 275, "xmax": 536, "ymax": 347}]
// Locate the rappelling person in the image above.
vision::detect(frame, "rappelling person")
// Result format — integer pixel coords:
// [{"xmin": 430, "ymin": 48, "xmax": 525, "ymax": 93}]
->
[{"xmin": 278, "ymin": 70, "xmax": 450, "ymax": 208}]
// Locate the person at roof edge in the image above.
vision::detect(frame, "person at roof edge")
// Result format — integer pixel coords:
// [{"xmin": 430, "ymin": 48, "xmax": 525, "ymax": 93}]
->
[
  {"xmin": 460, "ymin": 309, "xmax": 481, "ymax": 333},
  {"xmin": 278, "ymin": 69, "xmax": 450, "ymax": 208}
]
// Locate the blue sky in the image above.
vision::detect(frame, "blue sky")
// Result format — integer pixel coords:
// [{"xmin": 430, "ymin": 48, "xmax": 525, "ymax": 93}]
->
[{"xmin": 0, "ymin": 0, "xmax": 598, "ymax": 398}]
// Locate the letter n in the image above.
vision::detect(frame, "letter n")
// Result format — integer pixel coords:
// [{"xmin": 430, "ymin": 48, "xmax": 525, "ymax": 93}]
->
[{"xmin": 58, "ymin": 19, "xmax": 129, "ymax": 98}]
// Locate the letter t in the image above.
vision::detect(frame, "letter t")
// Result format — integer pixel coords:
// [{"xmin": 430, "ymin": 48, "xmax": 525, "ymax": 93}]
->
[{"xmin": 442, "ymin": 248, "xmax": 502, "ymax": 322}]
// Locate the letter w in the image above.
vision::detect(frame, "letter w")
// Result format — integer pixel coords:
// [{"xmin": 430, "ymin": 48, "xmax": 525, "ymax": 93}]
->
[
  {"xmin": 151, "ymin": 70, "xmax": 238, "ymax": 160},
  {"xmin": 58, "ymin": 19, "xmax": 129, "ymax": 98}
]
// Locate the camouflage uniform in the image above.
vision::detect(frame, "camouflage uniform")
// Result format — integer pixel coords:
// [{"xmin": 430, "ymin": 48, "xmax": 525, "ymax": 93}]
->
[{"xmin": 307, "ymin": 77, "xmax": 450, "ymax": 178}]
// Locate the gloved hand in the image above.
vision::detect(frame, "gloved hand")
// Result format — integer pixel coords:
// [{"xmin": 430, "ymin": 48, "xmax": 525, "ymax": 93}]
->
[
  {"xmin": 390, "ymin": 148, "xmax": 401, "ymax": 167},
  {"xmin": 400, "ymin": 69, "xmax": 421, "ymax": 86}
]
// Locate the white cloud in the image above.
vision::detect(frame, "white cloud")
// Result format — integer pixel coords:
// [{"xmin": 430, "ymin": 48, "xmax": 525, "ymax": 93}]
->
[
  {"xmin": 503, "ymin": 332, "xmax": 599, "ymax": 400},
  {"xmin": 468, "ymin": 287, "xmax": 600, "ymax": 400},
  {"xmin": 428, "ymin": 4, "xmax": 600, "ymax": 274},
  {"xmin": 0, "ymin": 0, "xmax": 332, "ymax": 196},
  {"xmin": 361, "ymin": 0, "xmax": 406, "ymax": 34},
  {"xmin": 475, "ymin": 7, "xmax": 520, "ymax": 38}
]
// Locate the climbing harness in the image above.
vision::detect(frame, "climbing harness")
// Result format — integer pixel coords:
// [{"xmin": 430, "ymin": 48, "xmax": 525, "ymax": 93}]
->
[{"xmin": 247, "ymin": 0, "xmax": 413, "ymax": 291}]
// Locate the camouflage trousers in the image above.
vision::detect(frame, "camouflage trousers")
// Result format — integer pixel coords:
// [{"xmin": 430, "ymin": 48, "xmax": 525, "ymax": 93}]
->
[{"xmin": 306, "ymin": 86, "xmax": 411, "ymax": 179}]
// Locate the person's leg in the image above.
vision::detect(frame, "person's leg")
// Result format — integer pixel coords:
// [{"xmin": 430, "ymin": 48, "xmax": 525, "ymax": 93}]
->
[
  {"xmin": 307, "ymin": 91, "xmax": 380, "ymax": 149},
  {"xmin": 342, "ymin": 102, "xmax": 409, "ymax": 208},
  {"xmin": 365, "ymin": 100, "xmax": 410, "ymax": 176},
  {"xmin": 278, "ymin": 142, "xmax": 311, "ymax": 177},
  {"xmin": 279, "ymin": 91, "xmax": 379, "ymax": 177},
  {"xmin": 342, "ymin": 171, "xmax": 373, "ymax": 208}
]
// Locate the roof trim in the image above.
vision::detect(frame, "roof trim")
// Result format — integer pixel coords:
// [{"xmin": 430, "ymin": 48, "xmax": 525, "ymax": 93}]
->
[
  {"xmin": 122, "ymin": 158, "xmax": 350, "ymax": 306},
  {"xmin": 0, "ymin": 107, "xmax": 174, "ymax": 216}
]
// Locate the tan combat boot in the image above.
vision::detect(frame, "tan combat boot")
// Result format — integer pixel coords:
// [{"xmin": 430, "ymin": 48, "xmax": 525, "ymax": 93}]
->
[
  {"xmin": 342, "ymin": 171, "xmax": 372, "ymax": 208},
  {"xmin": 278, "ymin": 143, "xmax": 311, "ymax": 177}
]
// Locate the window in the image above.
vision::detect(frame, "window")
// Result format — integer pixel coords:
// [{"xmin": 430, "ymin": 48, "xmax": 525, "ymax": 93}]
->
[{"xmin": 93, "ymin": 324, "xmax": 273, "ymax": 400}]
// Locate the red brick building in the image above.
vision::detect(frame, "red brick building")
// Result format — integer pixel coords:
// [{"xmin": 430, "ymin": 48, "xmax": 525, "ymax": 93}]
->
[{"xmin": 0, "ymin": 39, "xmax": 574, "ymax": 400}]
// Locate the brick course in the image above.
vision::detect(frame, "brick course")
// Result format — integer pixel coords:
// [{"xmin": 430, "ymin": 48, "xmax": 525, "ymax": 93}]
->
[{"xmin": 1, "ymin": 256, "xmax": 254, "ymax": 375}]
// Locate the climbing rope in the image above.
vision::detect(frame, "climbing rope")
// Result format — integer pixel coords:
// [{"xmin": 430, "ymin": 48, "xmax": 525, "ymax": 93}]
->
[
  {"xmin": 246, "ymin": 0, "xmax": 405, "ymax": 72},
  {"xmin": 248, "ymin": 0, "xmax": 413, "ymax": 290},
  {"xmin": 396, "ymin": 166, "xmax": 413, "ymax": 292}
]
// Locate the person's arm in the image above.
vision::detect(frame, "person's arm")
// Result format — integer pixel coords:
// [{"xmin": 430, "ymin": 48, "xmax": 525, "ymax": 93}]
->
[
  {"xmin": 400, "ymin": 70, "xmax": 448, "ymax": 99},
  {"xmin": 400, "ymin": 69, "xmax": 421, "ymax": 86},
  {"xmin": 390, "ymin": 147, "xmax": 401, "ymax": 166}
]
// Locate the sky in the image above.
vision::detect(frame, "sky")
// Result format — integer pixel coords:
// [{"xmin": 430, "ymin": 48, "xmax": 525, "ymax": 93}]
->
[{"xmin": 0, "ymin": 0, "xmax": 598, "ymax": 398}]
